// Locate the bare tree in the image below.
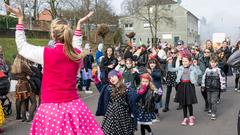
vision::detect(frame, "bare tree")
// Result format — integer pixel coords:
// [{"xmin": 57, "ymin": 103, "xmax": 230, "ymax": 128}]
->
[{"xmin": 121, "ymin": 0, "xmax": 176, "ymax": 46}]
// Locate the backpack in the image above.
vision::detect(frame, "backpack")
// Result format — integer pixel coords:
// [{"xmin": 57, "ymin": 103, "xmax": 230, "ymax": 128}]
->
[{"xmin": 205, "ymin": 71, "xmax": 220, "ymax": 89}]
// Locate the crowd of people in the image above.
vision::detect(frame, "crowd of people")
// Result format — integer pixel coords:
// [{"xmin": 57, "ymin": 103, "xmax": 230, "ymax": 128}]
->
[
  {"xmin": 0, "ymin": 3, "xmax": 239, "ymax": 135},
  {"xmin": 86, "ymin": 38, "xmax": 239, "ymax": 134}
]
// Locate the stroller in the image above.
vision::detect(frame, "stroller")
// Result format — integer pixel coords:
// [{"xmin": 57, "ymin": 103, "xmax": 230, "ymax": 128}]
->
[{"xmin": 0, "ymin": 76, "xmax": 12, "ymax": 116}]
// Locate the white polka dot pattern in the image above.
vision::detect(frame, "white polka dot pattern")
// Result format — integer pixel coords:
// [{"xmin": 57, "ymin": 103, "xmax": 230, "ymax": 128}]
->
[{"xmin": 30, "ymin": 98, "xmax": 103, "ymax": 135}]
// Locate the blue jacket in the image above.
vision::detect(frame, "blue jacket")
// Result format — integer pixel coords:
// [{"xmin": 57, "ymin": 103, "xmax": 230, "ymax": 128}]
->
[
  {"xmin": 151, "ymin": 68, "xmax": 162, "ymax": 89},
  {"xmin": 168, "ymin": 65, "xmax": 201, "ymax": 84},
  {"xmin": 95, "ymin": 84, "xmax": 138, "ymax": 128},
  {"xmin": 95, "ymin": 84, "xmax": 111, "ymax": 116},
  {"xmin": 95, "ymin": 50, "xmax": 103, "ymax": 65}
]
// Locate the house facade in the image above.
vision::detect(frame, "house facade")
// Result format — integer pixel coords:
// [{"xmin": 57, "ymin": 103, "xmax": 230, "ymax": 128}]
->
[{"xmin": 119, "ymin": 4, "xmax": 199, "ymax": 46}]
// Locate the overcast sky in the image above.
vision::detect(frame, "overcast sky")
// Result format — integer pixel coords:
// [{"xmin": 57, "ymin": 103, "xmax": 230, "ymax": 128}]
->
[
  {"xmin": 1, "ymin": 0, "xmax": 240, "ymax": 42},
  {"xmin": 111, "ymin": 0, "xmax": 240, "ymax": 43}
]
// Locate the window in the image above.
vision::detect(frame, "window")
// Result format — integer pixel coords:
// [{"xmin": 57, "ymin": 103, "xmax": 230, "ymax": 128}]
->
[
  {"xmin": 124, "ymin": 23, "xmax": 133, "ymax": 30},
  {"xmin": 144, "ymin": 23, "xmax": 151, "ymax": 29},
  {"xmin": 149, "ymin": 7, "xmax": 153, "ymax": 13}
]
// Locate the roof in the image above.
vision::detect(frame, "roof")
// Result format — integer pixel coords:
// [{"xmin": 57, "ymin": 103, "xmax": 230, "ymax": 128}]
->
[
  {"xmin": 146, "ymin": 0, "xmax": 177, "ymax": 6},
  {"xmin": 178, "ymin": 5, "xmax": 199, "ymax": 20},
  {"xmin": 119, "ymin": 2, "xmax": 198, "ymax": 21}
]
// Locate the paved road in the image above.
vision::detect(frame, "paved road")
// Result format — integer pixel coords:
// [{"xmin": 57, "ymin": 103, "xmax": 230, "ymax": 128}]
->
[{"xmin": 1, "ymin": 76, "xmax": 239, "ymax": 135}]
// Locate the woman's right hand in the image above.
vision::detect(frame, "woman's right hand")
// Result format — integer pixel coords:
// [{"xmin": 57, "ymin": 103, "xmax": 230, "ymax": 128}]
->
[{"xmin": 4, "ymin": 4, "xmax": 23, "ymax": 23}]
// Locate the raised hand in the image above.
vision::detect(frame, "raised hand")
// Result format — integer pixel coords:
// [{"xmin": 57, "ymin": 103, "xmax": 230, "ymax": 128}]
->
[
  {"xmin": 76, "ymin": 11, "xmax": 94, "ymax": 29},
  {"xmin": 4, "ymin": 4, "xmax": 23, "ymax": 20},
  {"xmin": 79, "ymin": 11, "xmax": 94, "ymax": 23}
]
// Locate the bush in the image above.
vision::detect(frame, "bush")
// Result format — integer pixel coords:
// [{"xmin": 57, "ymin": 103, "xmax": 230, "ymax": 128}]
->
[
  {"xmin": 0, "ymin": 15, "xmax": 18, "ymax": 29},
  {"xmin": 0, "ymin": 38, "xmax": 49, "ymax": 65}
]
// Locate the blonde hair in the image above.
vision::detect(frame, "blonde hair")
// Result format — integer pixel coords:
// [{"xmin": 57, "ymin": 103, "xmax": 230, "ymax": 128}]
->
[
  {"xmin": 11, "ymin": 54, "xmax": 31, "ymax": 74},
  {"xmin": 51, "ymin": 19, "xmax": 81, "ymax": 61}
]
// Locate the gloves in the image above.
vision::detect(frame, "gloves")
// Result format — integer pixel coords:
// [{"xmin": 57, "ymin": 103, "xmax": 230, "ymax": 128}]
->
[{"xmin": 137, "ymin": 84, "xmax": 147, "ymax": 95}]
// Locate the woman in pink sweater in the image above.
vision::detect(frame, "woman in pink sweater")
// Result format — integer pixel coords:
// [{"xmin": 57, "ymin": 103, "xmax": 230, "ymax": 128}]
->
[{"xmin": 5, "ymin": 4, "xmax": 103, "ymax": 135}]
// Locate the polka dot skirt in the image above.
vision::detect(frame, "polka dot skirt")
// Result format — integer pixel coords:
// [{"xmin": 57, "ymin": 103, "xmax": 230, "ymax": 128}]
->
[{"xmin": 30, "ymin": 98, "xmax": 103, "ymax": 135}]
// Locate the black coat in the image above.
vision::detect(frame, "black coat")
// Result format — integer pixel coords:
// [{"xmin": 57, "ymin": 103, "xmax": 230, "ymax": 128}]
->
[
  {"xmin": 83, "ymin": 54, "xmax": 94, "ymax": 70},
  {"xmin": 100, "ymin": 56, "xmax": 118, "ymax": 83}
]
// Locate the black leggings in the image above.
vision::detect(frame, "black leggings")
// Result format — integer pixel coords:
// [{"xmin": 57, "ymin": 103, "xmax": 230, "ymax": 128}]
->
[
  {"xmin": 183, "ymin": 104, "xmax": 193, "ymax": 118},
  {"xmin": 236, "ymin": 74, "xmax": 240, "ymax": 89},
  {"xmin": 141, "ymin": 124, "xmax": 151, "ymax": 135},
  {"xmin": 16, "ymin": 98, "xmax": 28, "ymax": 120},
  {"xmin": 28, "ymin": 93, "xmax": 37, "ymax": 121},
  {"xmin": 165, "ymin": 86, "xmax": 177, "ymax": 108}
]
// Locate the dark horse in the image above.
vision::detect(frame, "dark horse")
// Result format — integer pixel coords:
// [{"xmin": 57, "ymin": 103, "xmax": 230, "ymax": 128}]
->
[{"xmin": 227, "ymin": 50, "xmax": 240, "ymax": 135}]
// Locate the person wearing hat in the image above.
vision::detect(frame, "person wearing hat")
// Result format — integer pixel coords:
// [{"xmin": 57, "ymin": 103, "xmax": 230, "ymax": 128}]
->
[{"xmin": 102, "ymin": 70, "xmax": 135, "ymax": 135}]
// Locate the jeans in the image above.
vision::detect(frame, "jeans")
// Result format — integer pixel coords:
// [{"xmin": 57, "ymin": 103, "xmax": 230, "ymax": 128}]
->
[{"xmin": 207, "ymin": 91, "xmax": 219, "ymax": 114}]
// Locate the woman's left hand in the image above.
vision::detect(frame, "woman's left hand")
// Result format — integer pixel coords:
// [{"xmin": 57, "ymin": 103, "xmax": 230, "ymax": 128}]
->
[{"xmin": 78, "ymin": 11, "xmax": 94, "ymax": 24}]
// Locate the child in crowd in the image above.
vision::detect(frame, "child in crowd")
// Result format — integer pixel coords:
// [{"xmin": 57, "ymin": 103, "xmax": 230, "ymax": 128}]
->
[
  {"xmin": 115, "ymin": 55, "xmax": 125, "ymax": 72},
  {"xmin": 201, "ymin": 55, "xmax": 226, "ymax": 120},
  {"xmin": 102, "ymin": 70, "xmax": 135, "ymax": 135},
  {"xmin": 168, "ymin": 54, "xmax": 201, "ymax": 126},
  {"xmin": 123, "ymin": 58, "xmax": 140, "ymax": 90},
  {"xmin": 147, "ymin": 58, "xmax": 163, "ymax": 119},
  {"xmin": 82, "ymin": 44, "xmax": 94, "ymax": 94},
  {"xmin": 137, "ymin": 73, "xmax": 157, "ymax": 135}
]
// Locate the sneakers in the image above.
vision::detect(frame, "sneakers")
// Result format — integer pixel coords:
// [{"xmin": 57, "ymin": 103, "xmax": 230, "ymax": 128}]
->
[
  {"xmin": 208, "ymin": 110, "xmax": 212, "ymax": 116},
  {"xmin": 188, "ymin": 116, "xmax": 195, "ymax": 126},
  {"xmin": 211, "ymin": 114, "xmax": 216, "ymax": 120},
  {"xmin": 85, "ymin": 90, "xmax": 93, "ymax": 94},
  {"xmin": 216, "ymin": 99, "xmax": 220, "ymax": 104},
  {"xmin": 235, "ymin": 88, "xmax": 238, "ymax": 92},
  {"xmin": 181, "ymin": 118, "xmax": 189, "ymax": 126}
]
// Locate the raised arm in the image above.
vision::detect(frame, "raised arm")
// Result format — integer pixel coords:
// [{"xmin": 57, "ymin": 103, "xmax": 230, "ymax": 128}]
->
[
  {"xmin": 5, "ymin": 4, "xmax": 44, "ymax": 65},
  {"xmin": 72, "ymin": 11, "xmax": 94, "ymax": 50}
]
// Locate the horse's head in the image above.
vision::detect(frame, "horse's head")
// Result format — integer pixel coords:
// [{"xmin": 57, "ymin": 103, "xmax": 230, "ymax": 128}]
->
[{"xmin": 227, "ymin": 50, "xmax": 240, "ymax": 67}]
